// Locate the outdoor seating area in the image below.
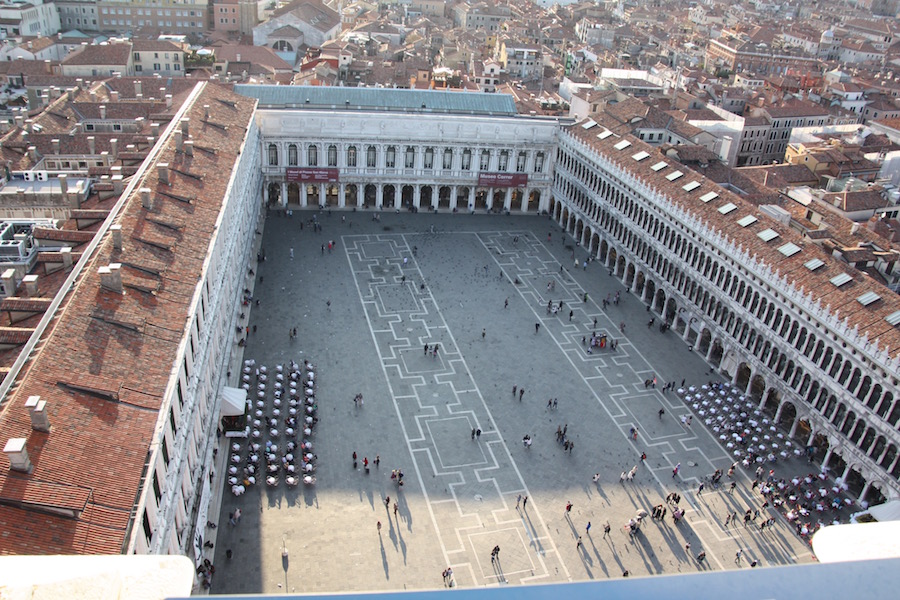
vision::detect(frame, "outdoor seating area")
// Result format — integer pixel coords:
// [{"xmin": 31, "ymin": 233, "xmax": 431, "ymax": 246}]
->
[{"xmin": 230, "ymin": 358, "xmax": 319, "ymax": 495}]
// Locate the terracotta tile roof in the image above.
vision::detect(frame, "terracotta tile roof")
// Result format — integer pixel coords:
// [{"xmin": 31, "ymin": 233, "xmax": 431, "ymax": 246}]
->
[
  {"xmin": 567, "ymin": 115, "xmax": 900, "ymax": 361},
  {"xmin": 61, "ymin": 43, "xmax": 132, "ymax": 67},
  {"xmin": 0, "ymin": 82, "xmax": 256, "ymax": 555},
  {"xmin": 0, "ymin": 298, "xmax": 53, "ymax": 313}
]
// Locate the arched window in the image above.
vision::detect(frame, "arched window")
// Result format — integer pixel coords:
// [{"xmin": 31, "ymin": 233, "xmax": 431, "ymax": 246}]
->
[
  {"xmin": 498, "ymin": 150, "xmax": 509, "ymax": 172},
  {"xmin": 307, "ymin": 145, "xmax": 318, "ymax": 166},
  {"xmin": 424, "ymin": 147, "xmax": 434, "ymax": 169},
  {"xmin": 327, "ymin": 144, "xmax": 337, "ymax": 167},
  {"xmin": 516, "ymin": 151, "xmax": 527, "ymax": 172},
  {"xmin": 461, "ymin": 149, "xmax": 472, "ymax": 170},
  {"xmin": 480, "ymin": 150, "xmax": 490, "ymax": 170},
  {"xmin": 535, "ymin": 151, "xmax": 544, "ymax": 173},
  {"xmin": 268, "ymin": 143, "xmax": 278, "ymax": 166},
  {"xmin": 287, "ymin": 144, "xmax": 298, "ymax": 166},
  {"xmin": 405, "ymin": 146, "xmax": 416, "ymax": 168},
  {"xmin": 443, "ymin": 148, "xmax": 453, "ymax": 169},
  {"xmin": 384, "ymin": 146, "xmax": 394, "ymax": 168},
  {"xmin": 367, "ymin": 145, "xmax": 377, "ymax": 168},
  {"xmin": 347, "ymin": 145, "xmax": 357, "ymax": 167}
]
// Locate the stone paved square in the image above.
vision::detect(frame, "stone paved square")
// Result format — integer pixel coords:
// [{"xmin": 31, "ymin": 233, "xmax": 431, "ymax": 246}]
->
[{"xmin": 210, "ymin": 212, "xmax": 818, "ymax": 595}]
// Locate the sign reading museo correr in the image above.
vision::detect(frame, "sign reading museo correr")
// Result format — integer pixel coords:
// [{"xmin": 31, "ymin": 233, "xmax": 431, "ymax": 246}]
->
[
  {"xmin": 477, "ymin": 173, "xmax": 528, "ymax": 187},
  {"xmin": 286, "ymin": 168, "xmax": 340, "ymax": 183}
]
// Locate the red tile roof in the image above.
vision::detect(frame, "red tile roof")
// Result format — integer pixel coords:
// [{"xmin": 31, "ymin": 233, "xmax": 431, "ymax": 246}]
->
[{"xmin": 0, "ymin": 82, "xmax": 257, "ymax": 555}]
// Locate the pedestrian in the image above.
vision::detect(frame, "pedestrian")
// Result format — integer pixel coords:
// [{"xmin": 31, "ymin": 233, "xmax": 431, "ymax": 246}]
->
[
  {"xmin": 658, "ymin": 408, "xmax": 665, "ymax": 419},
  {"xmin": 516, "ymin": 494, "xmax": 522, "ymax": 509},
  {"xmin": 576, "ymin": 536, "xmax": 584, "ymax": 550},
  {"xmin": 352, "ymin": 451, "xmax": 358, "ymax": 468},
  {"xmin": 393, "ymin": 502, "xmax": 399, "ymax": 517},
  {"xmin": 504, "ymin": 298, "xmax": 509, "ymax": 309},
  {"xmin": 725, "ymin": 514, "xmax": 732, "ymax": 527},
  {"xmin": 735, "ymin": 549, "xmax": 743, "ymax": 564},
  {"xmin": 673, "ymin": 463, "xmax": 680, "ymax": 478},
  {"xmin": 685, "ymin": 542, "xmax": 691, "ymax": 553},
  {"xmin": 424, "ymin": 343, "xmax": 429, "ymax": 356},
  {"xmin": 523, "ymin": 496, "xmax": 528, "ymax": 509},
  {"xmin": 586, "ymin": 521, "xmax": 592, "ymax": 533},
  {"xmin": 552, "ymin": 399, "xmax": 558, "ymax": 409},
  {"xmin": 226, "ymin": 548, "xmax": 233, "ymax": 559},
  {"xmin": 375, "ymin": 455, "xmax": 380, "ymax": 467},
  {"xmin": 471, "ymin": 428, "xmax": 476, "ymax": 440},
  {"xmin": 566, "ymin": 501, "xmax": 573, "ymax": 514},
  {"xmin": 632, "ymin": 427, "xmax": 638, "ymax": 441},
  {"xmin": 512, "ymin": 385, "xmax": 517, "ymax": 396},
  {"xmin": 233, "ymin": 508, "xmax": 241, "ymax": 524},
  {"xmin": 482, "ymin": 328, "xmax": 486, "ymax": 340},
  {"xmin": 385, "ymin": 496, "xmax": 391, "ymax": 508},
  {"xmin": 519, "ymin": 388, "xmax": 524, "ymax": 401},
  {"xmin": 377, "ymin": 521, "xmax": 382, "ymax": 533},
  {"xmin": 698, "ymin": 482, "xmax": 704, "ymax": 494},
  {"xmin": 697, "ymin": 551, "xmax": 706, "ymax": 563},
  {"xmin": 535, "ymin": 322, "xmax": 540, "ymax": 333},
  {"xmin": 729, "ymin": 481, "xmax": 736, "ymax": 493},
  {"xmin": 548, "ymin": 398, "xmax": 553, "ymax": 409},
  {"xmin": 603, "ymin": 522, "xmax": 611, "ymax": 537},
  {"xmin": 568, "ymin": 309, "xmax": 573, "ymax": 321},
  {"xmin": 289, "ymin": 248, "xmax": 294, "ymax": 259},
  {"xmin": 476, "ymin": 428, "xmax": 481, "ymax": 439}
]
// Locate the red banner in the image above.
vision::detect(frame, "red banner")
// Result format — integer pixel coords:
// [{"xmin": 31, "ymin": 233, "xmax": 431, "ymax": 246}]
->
[
  {"xmin": 286, "ymin": 168, "xmax": 339, "ymax": 183},
  {"xmin": 478, "ymin": 172, "xmax": 528, "ymax": 188}
]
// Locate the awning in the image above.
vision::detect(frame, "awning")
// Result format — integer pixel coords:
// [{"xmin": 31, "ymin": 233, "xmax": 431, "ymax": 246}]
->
[{"xmin": 221, "ymin": 386, "xmax": 247, "ymax": 417}]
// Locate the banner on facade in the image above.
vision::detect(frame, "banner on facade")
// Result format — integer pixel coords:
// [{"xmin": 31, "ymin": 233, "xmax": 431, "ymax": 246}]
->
[
  {"xmin": 477, "ymin": 172, "xmax": 528, "ymax": 188},
  {"xmin": 286, "ymin": 168, "xmax": 339, "ymax": 183}
]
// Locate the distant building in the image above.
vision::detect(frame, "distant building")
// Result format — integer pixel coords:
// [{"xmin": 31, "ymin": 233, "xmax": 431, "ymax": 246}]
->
[{"xmin": 95, "ymin": 0, "xmax": 207, "ymax": 36}]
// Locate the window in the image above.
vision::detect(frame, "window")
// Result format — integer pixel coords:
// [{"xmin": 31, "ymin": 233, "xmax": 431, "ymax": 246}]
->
[
  {"xmin": 152, "ymin": 475, "xmax": 162, "ymax": 503},
  {"xmin": 462, "ymin": 149, "xmax": 472, "ymax": 170},
  {"xmin": 403, "ymin": 146, "xmax": 414, "ymax": 168},
  {"xmin": 498, "ymin": 150, "xmax": 509, "ymax": 172},
  {"xmin": 535, "ymin": 152, "xmax": 544, "ymax": 173},
  {"xmin": 307, "ymin": 145, "xmax": 318, "ymax": 166},
  {"xmin": 327, "ymin": 144, "xmax": 337, "ymax": 167},
  {"xmin": 424, "ymin": 147, "xmax": 434, "ymax": 169},
  {"xmin": 443, "ymin": 148, "xmax": 453, "ymax": 170},
  {"xmin": 288, "ymin": 144, "xmax": 298, "ymax": 166},
  {"xmin": 347, "ymin": 145, "xmax": 357, "ymax": 167},
  {"xmin": 369, "ymin": 145, "xmax": 378, "ymax": 168},
  {"xmin": 161, "ymin": 437, "xmax": 169, "ymax": 465},
  {"xmin": 516, "ymin": 151, "xmax": 526, "ymax": 172},
  {"xmin": 268, "ymin": 144, "xmax": 278, "ymax": 166},
  {"xmin": 142, "ymin": 510, "xmax": 153, "ymax": 542},
  {"xmin": 480, "ymin": 150, "xmax": 490, "ymax": 170}
]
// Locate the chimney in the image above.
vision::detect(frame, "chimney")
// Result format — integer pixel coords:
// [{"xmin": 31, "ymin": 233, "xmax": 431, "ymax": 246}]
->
[
  {"xmin": 41, "ymin": 93, "xmax": 49, "ymax": 106},
  {"xmin": 44, "ymin": 59, "xmax": 51, "ymax": 74},
  {"xmin": 110, "ymin": 138, "xmax": 119, "ymax": 159},
  {"xmin": 135, "ymin": 117, "xmax": 144, "ymax": 129},
  {"xmin": 67, "ymin": 190, "xmax": 80, "ymax": 209},
  {"xmin": 58, "ymin": 173, "xmax": 67, "ymax": 195},
  {"xmin": 204, "ymin": 104, "xmax": 210, "ymax": 120},
  {"xmin": 175, "ymin": 129, "xmax": 183, "ymax": 152},
  {"xmin": 140, "ymin": 187, "xmax": 153, "ymax": 209},
  {"xmin": 99, "ymin": 105, "xmax": 107, "ymax": 120},
  {"xmin": 24, "ymin": 396, "xmax": 50, "ymax": 432},
  {"xmin": 99, "ymin": 263, "xmax": 122, "ymax": 293},
  {"xmin": 1, "ymin": 269, "xmax": 18, "ymax": 297},
  {"xmin": 112, "ymin": 174, "xmax": 123, "ymax": 195},
  {"xmin": 151, "ymin": 122, "xmax": 160, "ymax": 137},
  {"xmin": 60, "ymin": 246, "xmax": 73, "ymax": 268},
  {"xmin": 28, "ymin": 146, "xmax": 37, "ymax": 162},
  {"xmin": 134, "ymin": 80, "xmax": 142, "ymax": 97},
  {"xmin": 158, "ymin": 163, "xmax": 169, "ymax": 185},
  {"xmin": 100, "ymin": 150, "xmax": 109, "ymax": 166},
  {"xmin": 111, "ymin": 90, "xmax": 119, "ymax": 102},
  {"xmin": 14, "ymin": 114, "xmax": 24, "ymax": 128},
  {"xmin": 16, "ymin": 189, "xmax": 25, "ymax": 204},
  {"xmin": 185, "ymin": 140, "xmax": 193, "ymax": 156},
  {"xmin": 110, "ymin": 224, "xmax": 122, "ymax": 250},
  {"xmin": 22, "ymin": 274, "xmax": 39, "ymax": 297},
  {"xmin": 180, "ymin": 118, "xmax": 189, "ymax": 137},
  {"xmin": 24, "ymin": 119, "xmax": 34, "ymax": 133},
  {"xmin": 236, "ymin": 53, "xmax": 241, "ymax": 62},
  {"xmin": 52, "ymin": 138, "xmax": 60, "ymax": 154},
  {"xmin": 87, "ymin": 136, "xmax": 95, "ymax": 154},
  {"xmin": 76, "ymin": 78, "xmax": 83, "ymax": 89},
  {"xmin": 89, "ymin": 90, "xmax": 97, "ymax": 102},
  {"xmin": 4, "ymin": 439, "xmax": 33, "ymax": 473},
  {"xmin": 165, "ymin": 94, "xmax": 172, "ymax": 108}
]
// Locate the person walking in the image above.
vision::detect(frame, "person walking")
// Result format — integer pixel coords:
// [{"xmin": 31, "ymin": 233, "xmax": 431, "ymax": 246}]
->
[
  {"xmin": 516, "ymin": 494, "xmax": 522, "ymax": 509},
  {"xmin": 482, "ymin": 328, "xmax": 486, "ymax": 340},
  {"xmin": 697, "ymin": 551, "xmax": 706, "ymax": 564},
  {"xmin": 504, "ymin": 298, "xmax": 509, "ymax": 309},
  {"xmin": 576, "ymin": 536, "xmax": 584, "ymax": 550},
  {"xmin": 519, "ymin": 388, "xmax": 525, "ymax": 401},
  {"xmin": 658, "ymin": 408, "xmax": 665, "ymax": 419},
  {"xmin": 673, "ymin": 463, "xmax": 681, "ymax": 478},
  {"xmin": 393, "ymin": 502, "xmax": 399, "ymax": 517},
  {"xmin": 377, "ymin": 521, "xmax": 382, "ymax": 534},
  {"xmin": 586, "ymin": 521, "xmax": 592, "ymax": 534},
  {"xmin": 523, "ymin": 496, "xmax": 528, "ymax": 509},
  {"xmin": 735, "ymin": 549, "xmax": 743, "ymax": 564},
  {"xmin": 603, "ymin": 522, "xmax": 611, "ymax": 538},
  {"xmin": 565, "ymin": 501, "xmax": 573, "ymax": 514}
]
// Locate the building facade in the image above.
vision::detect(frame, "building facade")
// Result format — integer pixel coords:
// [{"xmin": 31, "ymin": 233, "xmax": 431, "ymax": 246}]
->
[
  {"xmin": 239, "ymin": 86, "xmax": 557, "ymax": 215},
  {"xmin": 553, "ymin": 119, "xmax": 900, "ymax": 503}
]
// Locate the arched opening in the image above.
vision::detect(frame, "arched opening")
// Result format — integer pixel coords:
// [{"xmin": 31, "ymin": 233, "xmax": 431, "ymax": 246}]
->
[
  {"xmin": 600, "ymin": 241, "xmax": 611, "ymax": 264},
  {"xmin": 267, "ymin": 182, "xmax": 281, "ymax": 206},
  {"xmin": 527, "ymin": 189, "xmax": 541, "ymax": 213},
  {"xmin": 438, "ymin": 186, "xmax": 451, "ymax": 210},
  {"xmin": 843, "ymin": 464, "xmax": 865, "ymax": 497},
  {"xmin": 325, "ymin": 184, "xmax": 339, "ymax": 207},
  {"xmin": 625, "ymin": 262, "xmax": 636, "ymax": 288},
  {"xmin": 306, "ymin": 184, "xmax": 320, "ymax": 207},
  {"xmin": 344, "ymin": 183, "xmax": 358, "ymax": 207},
  {"xmin": 735, "ymin": 363, "xmax": 752, "ymax": 391},
  {"xmin": 709, "ymin": 340, "xmax": 724, "ymax": 367},
  {"xmin": 664, "ymin": 297, "xmax": 677, "ymax": 324},
  {"xmin": 761, "ymin": 388, "xmax": 781, "ymax": 415},
  {"xmin": 748, "ymin": 374, "xmax": 766, "ymax": 402},
  {"xmin": 457, "ymin": 187, "xmax": 470, "ymax": 208},
  {"xmin": 474, "ymin": 188, "xmax": 488, "ymax": 210},
  {"xmin": 491, "ymin": 189, "xmax": 505, "ymax": 212},
  {"xmin": 402, "ymin": 185, "xmax": 415, "ymax": 208},
  {"xmin": 287, "ymin": 182, "xmax": 300, "ymax": 206},
  {"xmin": 511, "ymin": 189, "xmax": 524, "ymax": 211},
  {"xmin": 634, "ymin": 271, "xmax": 646, "ymax": 297},
  {"xmin": 383, "ymin": 184, "xmax": 396, "ymax": 209},
  {"xmin": 364, "ymin": 184, "xmax": 377, "ymax": 207},
  {"xmin": 421, "ymin": 186, "xmax": 433, "ymax": 210},
  {"xmin": 653, "ymin": 288, "xmax": 666, "ymax": 314},
  {"xmin": 697, "ymin": 328, "xmax": 712, "ymax": 355},
  {"xmin": 778, "ymin": 401, "xmax": 797, "ymax": 431}
]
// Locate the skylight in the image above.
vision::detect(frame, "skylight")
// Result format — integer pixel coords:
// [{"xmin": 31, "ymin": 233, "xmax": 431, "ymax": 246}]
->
[
  {"xmin": 598, "ymin": 129, "xmax": 613, "ymax": 139},
  {"xmin": 778, "ymin": 243, "xmax": 801, "ymax": 257},
  {"xmin": 757, "ymin": 228, "xmax": 779, "ymax": 242},
  {"xmin": 718, "ymin": 203, "xmax": 737, "ymax": 214},
  {"xmin": 614, "ymin": 140, "xmax": 632, "ymax": 150},
  {"xmin": 682, "ymin": 181, "xmax": 701, "ymax": 192},
  {"xmin": 737, "ymin": 215, "xmax": 757, "ymax": 227},
  {"xmin": 700, "ymin": 192, "xmax": 719, "ymax": 203},
  {"xmin": 651, "ymin": 161, "xmax": 667, "ymax": 171},
  {"xmin": 632, "ymin": 151, "xmax": 650, "ymax": 162},
  {"xmin": 665, "ymin": 170, "xmax": 684, "ymax": 181},
  {"xmin": 830, "ymin": 273, "xmax": 852, "ymax": 287},
  {"xmin": 857, "ymin": 291, "xmax": 881, "ymax": 306},
  {"xmin": 804, "ymin": 258, "xmax": 824, "ymax": 271},
  {"xmin": 582, "ymin": 119, "xmax": 598, "ymax": 129}
]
